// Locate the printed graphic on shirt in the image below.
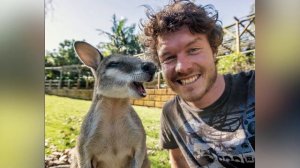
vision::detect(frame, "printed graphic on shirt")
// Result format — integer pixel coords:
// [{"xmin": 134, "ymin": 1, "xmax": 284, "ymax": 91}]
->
[{"xmin": 177, "ymin": 104, "xmax": 255, "ymax": 168}]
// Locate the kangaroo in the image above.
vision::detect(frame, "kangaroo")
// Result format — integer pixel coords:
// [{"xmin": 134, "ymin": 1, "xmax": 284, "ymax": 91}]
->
[{"xmin": 71, "ymin": 41, "xmax": 156, "ymax": 168}]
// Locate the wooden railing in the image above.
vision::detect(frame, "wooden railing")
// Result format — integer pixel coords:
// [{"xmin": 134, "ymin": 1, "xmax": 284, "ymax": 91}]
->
[
  {"xmin": 45, "ymin": 80, "xmax": 60, "ymax": 90},
  {"xmin": 45, "ymin": 79, "xmax": 94, "ymax": 90},
  {"xmin": 218, "ymin": 13, "xmax": 255, "ymax": 56}
]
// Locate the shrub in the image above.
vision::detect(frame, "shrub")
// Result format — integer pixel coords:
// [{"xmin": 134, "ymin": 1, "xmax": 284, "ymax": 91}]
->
[{"xmin": 217, "ymin": 53, "xmax": 255, "ymax": 74}]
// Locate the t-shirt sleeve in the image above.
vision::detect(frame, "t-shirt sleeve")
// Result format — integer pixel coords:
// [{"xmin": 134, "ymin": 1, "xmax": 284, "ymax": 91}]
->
[
  {"xmin": 160, "ymin": 106, "xmax": 178, "ymax": 149},
  {"xmin": 248, "ymin": 70, "xmax": 255, "ymax": 97}
]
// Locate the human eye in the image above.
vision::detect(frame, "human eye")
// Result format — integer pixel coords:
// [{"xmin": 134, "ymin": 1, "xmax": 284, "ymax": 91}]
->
[
  {"xmin": 188, "ymin": 48, "xmax": 201, "ymax": 55},
  {"xmin": 162, "ymin": 55, "xmax": 176, "ymax": 64}
]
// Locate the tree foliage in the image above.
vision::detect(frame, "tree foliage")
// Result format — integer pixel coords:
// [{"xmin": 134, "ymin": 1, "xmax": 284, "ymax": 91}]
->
[
  {"xmin": 45, "ymin": 39, "xmax": 91, "ymax": 81},
  {"xmin": 97, "ymin": 14, "xmax": 143, "ymax": 55},
  {"xmin": 217, "ymin": 53, "xmax": 255, "ymax": 74},
  {"xmin": 45, "ymin": 39, "xmax": 80, "ymax": 67}
]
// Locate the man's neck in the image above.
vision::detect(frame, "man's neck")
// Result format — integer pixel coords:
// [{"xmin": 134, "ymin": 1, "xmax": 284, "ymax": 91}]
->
[{"xmin": 185, "ymin": 74, "xmax": 225, "ymax": 109}]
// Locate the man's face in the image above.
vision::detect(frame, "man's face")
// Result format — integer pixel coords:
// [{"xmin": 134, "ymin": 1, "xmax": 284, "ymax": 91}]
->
[{"xmin": 157, "ymin": 27, "xmax": 217, "ymax": 102}]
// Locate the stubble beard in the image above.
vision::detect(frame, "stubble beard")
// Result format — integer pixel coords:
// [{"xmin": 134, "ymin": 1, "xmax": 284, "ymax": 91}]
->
[
  {"xmin": 165, "ymin": 65, "xmax": 218, "ymax": 103},
  {"xmin": 184, "ymin": 68, "xmax": 218, "ymax": 102}
]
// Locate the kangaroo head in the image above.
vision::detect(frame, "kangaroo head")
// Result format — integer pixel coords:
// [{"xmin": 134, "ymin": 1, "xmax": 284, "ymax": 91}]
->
[{"xmin": 74, "ymin": 41, "xmax": 156, "ymax": 99}]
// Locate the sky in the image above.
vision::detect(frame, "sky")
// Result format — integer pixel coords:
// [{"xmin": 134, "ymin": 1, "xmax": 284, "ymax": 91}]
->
[{"xmin": 45, "ymin": 0, "xmax": 254, "ymax": 52}]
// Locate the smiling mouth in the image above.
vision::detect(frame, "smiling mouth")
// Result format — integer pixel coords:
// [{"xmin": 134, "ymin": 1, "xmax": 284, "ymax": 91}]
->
[
  {"xmin": 131, "ymin": 82, "xmax": 146, "ymax": 97},
  {"xmin": 177, "ymin": 75, "xmax": 200, "ymax": 85}
]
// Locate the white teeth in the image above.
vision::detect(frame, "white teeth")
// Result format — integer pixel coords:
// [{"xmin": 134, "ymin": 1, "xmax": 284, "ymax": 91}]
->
[{"xmin": 180, "ymin": 75, "xmax": 199, "ymax": 85}]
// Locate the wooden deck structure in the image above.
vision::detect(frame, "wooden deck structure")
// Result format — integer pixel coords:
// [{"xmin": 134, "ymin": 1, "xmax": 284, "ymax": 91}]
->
[{"xmin": 219, "ymin": 13, "xmax": 255, "ymax": 56}]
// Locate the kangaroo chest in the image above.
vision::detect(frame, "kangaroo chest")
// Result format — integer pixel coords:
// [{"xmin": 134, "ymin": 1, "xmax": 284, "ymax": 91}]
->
[{"xmin": 88, "ymin": 111, "xmax": 144, "ymax": 167}]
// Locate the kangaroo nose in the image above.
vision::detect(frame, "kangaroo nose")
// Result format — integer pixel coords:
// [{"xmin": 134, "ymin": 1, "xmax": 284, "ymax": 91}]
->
[{"xmin": 142, "ymin": 62, "xmax": 157, "ymax": 74}]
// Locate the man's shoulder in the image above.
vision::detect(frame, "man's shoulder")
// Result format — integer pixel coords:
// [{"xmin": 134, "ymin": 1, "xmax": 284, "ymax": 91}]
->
[
  {"xmin": 163, "ymin": 95, "xmax": 177, "ymax": 108},
  {"xmin": 226, "ymin": 70, "xmax": 255, "ymax": 87},
  {"xmin": 231, "ymin": 70, "xmax": 255, "ymax": 81},
  {"xmin": 227, "ymin": 70, "xmax": 255, "ymax": 103},
  {"xmin": 162, "ymin": 95, "xmax": 178, "ymax": 114}
]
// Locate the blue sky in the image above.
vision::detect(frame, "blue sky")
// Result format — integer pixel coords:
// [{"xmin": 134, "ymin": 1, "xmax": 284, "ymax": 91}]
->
[{"xmin": 45, "ymin": 0, "xmax": 254, "ymax": 52}]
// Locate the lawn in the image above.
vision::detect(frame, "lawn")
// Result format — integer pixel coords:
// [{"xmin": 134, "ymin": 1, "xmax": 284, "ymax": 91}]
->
[{"xmin": 45, "ymin": 95, "xmax": 170, "ymax": 168}]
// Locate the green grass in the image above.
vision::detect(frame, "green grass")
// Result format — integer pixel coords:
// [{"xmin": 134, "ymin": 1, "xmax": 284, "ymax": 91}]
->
[{"xmin": 45, "ymin": 95, "xmax": 170, "ymax": 167}]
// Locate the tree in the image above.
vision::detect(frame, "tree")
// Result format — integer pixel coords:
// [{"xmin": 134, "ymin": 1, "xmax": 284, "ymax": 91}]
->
[
  {"xmin": 45, "ymin": 39, "xmax": 80, "ymax": 66},
  {"xmin": 45, "ymin": 51, "xmax": 57, "ymax": 67},
  {"xmin": 57, "ymin": 39, "xmax": 81, "ymax": 65},
  {"xmin": 97, "ymin": 14, "xmax": 143, "ymax": 55},
  {"xmin": 45, "ymin": 39, "xmax": 86, "ymax": 80}
]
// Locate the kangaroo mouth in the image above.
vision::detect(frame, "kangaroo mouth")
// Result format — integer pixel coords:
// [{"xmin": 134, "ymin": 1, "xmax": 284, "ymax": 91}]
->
[{"xmin": 132, "ymin": 82, "xmax": 146, "ymax": 97}]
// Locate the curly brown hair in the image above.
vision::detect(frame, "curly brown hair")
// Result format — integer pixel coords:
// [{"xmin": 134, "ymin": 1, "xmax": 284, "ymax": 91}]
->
[{"xmin": 141, "ymin": 0, "xmax": 224, "ymax": 68}]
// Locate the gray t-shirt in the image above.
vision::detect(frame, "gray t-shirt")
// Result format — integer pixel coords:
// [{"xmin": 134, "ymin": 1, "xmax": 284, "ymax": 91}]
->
[{"xmin": 160, "ymin": 71, "xmax": 255, "ymax": 168}]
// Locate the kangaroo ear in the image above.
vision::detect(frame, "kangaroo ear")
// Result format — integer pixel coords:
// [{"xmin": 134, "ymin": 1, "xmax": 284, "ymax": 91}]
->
[{"xmin": 73, "ymin": 41, "xmax": 103, "ymax": 70}]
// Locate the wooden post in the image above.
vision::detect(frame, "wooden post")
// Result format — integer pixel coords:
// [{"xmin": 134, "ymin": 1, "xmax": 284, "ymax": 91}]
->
[
  {"xmin": 67, "ymin": 79, "xmax": 71, "ymax": 88},
  {"xmin": 77, "ymin": 79, "xmax": 80, "ymax": 89},
  {"xmin": 49, "ymin": 80, "xmax": 52, "ymax": 90},
  {"xmin": 235, "ymin": 20, "xmax": 240, "ymax": 54},
  {"xmin": 59, "ymin": 69, "xmax": 62, "ymax": 89},
  {"xmin": 86, "ymin": 78, "xmax": 89, "ymax": 89},
  {"xmin": 77, "ymin": 69, "xmax": 81, "ymax": 89},
  {"xmin": 234, "ymin": 16, "xmax": 255, "ymax": 38}
]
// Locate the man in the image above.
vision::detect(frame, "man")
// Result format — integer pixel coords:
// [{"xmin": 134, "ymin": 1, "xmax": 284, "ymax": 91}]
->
[{"xmin": 142, "ymin": 0, "xmax": 255, "ymax": 167}]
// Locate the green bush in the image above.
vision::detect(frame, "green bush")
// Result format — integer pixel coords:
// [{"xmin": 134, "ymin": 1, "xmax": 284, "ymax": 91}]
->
[{"xmin": 217, "ymin": 53, "xmax": 255, "ymax": 74}]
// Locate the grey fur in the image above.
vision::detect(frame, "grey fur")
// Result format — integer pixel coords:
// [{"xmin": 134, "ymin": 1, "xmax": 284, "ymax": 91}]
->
[{"xmin": 71, "ymin": 41, "xmax": 156, "ymax": 168}]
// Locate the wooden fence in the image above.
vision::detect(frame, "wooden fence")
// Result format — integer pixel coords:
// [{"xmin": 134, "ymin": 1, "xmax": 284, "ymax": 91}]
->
[
  {"xmin": 45, "ymin": 79, "xmax": 94, "ymax": 90},
  {"xmin": 218, "ymin": 13, "xmax": 255, "ymax": 56}
]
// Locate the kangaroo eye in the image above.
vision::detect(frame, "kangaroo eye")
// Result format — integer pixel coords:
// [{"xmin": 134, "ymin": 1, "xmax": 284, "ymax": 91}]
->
[{"xmin": 107, "ymin": 62, "xmax": 120, "ymax": 68}]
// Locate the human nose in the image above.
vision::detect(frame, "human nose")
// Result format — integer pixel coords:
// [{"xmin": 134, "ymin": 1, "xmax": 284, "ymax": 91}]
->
[{"xmin": 175, "ymin": 53, "xmax": 192, "ymax": 74}]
